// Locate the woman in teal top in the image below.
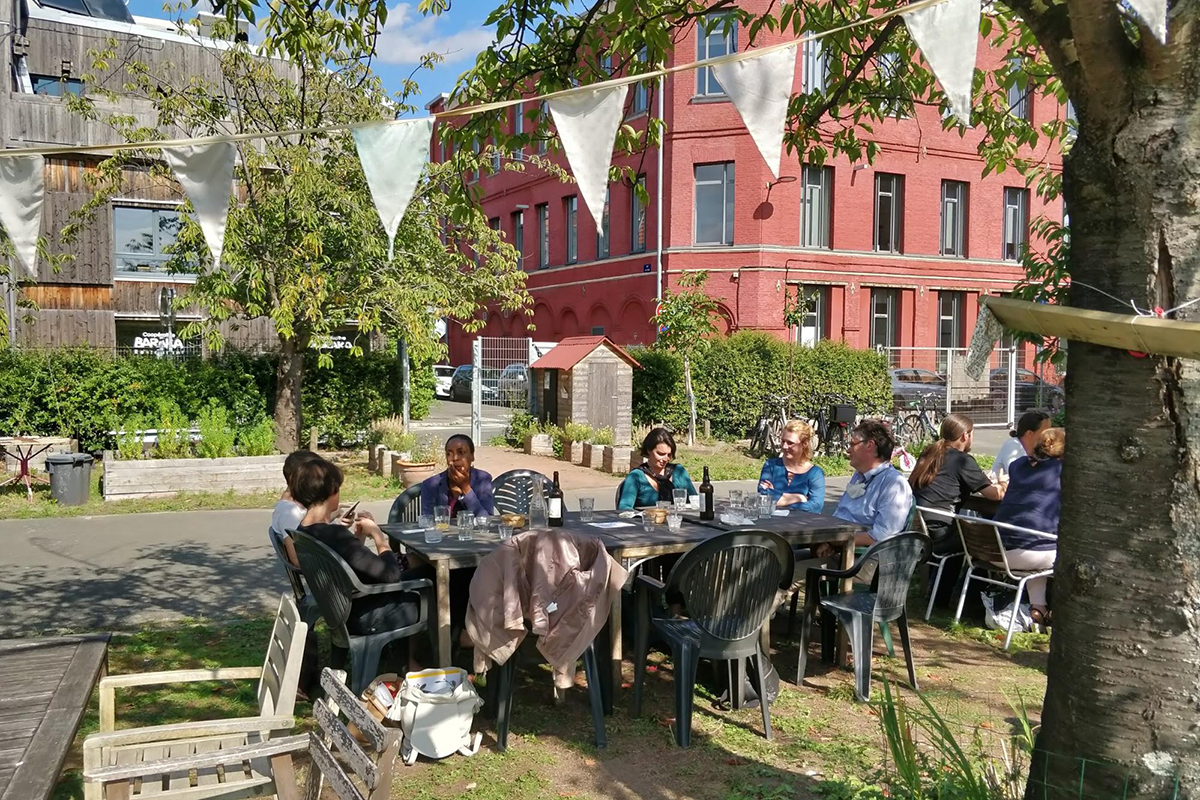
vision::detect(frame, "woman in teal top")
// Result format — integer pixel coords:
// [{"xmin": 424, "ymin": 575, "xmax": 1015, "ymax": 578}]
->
[
  {"xmin": 618, "ymin": 428, "xmax": 697, "ymax": 509},
  {"xmin": 758, "ymin": 419, "xmax": 826, "ymax": 513}
]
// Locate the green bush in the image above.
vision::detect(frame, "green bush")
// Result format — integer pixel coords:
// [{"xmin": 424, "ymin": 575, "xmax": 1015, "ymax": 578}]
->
[
  {"xmin": 196, "ymin": 402, "xmax": 236, "ymax": 459},
  {"xmin": 115, "ymin": 415, "xmax": 146, "ymax": 460},
  {"xmin": 502, "ymin": 412, "xmax": 542, "ymax": 448},
  {"xmin": 155, "ymin": 400, "xmax": 191, "ymax": 459},
  {"xmin": 237, "ymin": 416, "xmax": 277, "ymax": 457},
  {"xmin": 592, "ymin": 427, "xmax": 615, "ymax": 446},
  {"xmin": 562, "ymin": 421, "xmax": 594, "ymax": 443}
]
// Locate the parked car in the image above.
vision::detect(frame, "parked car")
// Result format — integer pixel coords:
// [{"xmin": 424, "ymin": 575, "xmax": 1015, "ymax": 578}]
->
[
  {"xmin": 433, "ymin": 365, "xmax": 454, "ymax": 398},
  {"xmin": 449, "ymin": 365, "xmax": 500, "ymax": 403},
  {"xmin": 498, "ymin": 363, "xmax": 529, "ymax": 407},
  {"xmin": 989, "ymin": 368, "xmax": 1065, "ymax": 412},
  {"xmin": 890, "ymin": 368, "xmax": 947, "ymax": 409}
]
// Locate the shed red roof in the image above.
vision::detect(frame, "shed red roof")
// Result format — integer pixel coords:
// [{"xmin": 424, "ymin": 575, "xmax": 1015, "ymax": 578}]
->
[{"xmin": 529, "ymin": 336, "xmax": 642, "ymax": 371}]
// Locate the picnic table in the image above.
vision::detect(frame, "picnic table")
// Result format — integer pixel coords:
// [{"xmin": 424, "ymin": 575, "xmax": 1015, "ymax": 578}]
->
[
  {"xmin": 0, "ymin": 634, "xmax": 110, "ymax": 800},
  {"xmin": 381, "ymin": 509, "xmax": 865, "ymax": 691}
]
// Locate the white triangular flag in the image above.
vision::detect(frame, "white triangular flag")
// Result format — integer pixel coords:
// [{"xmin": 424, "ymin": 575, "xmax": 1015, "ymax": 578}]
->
[
  {"xmin": 162, "ymin": 142, "xmax": 236, "ymax": 268},
  {"xmin": 548, "ymin": 84, "xmax": 629, "ymax": 229},
  {"xmin": 710, "ymin": 44, "xmax": 797, "ymax": 179},
  {"xmin": 352, "ymin": 118, "xmax": 434, "ymax": 260},
  {"xmin": 0, "ymin": 154, "xmax": 45, "ymax": 278},
  {"xmin": 903, "ymin": 0, "xmax": 981, "ymax": 127},
  {"xmin": 1126, "ymin": 0, "xmax": 1167, "ymax": 43}
]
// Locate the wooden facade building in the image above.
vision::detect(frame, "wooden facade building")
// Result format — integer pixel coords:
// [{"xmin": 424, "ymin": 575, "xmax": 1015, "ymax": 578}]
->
[{"xmin": 530, "ymin": 335, "xmax": 640, "ymax": 446}]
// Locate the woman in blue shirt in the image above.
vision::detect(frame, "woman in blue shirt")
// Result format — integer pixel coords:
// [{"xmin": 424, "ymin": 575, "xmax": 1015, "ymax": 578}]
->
[
  {"xmin": 758, "ymin": 420, "xmax": 825, "ymax": 513},
  {"xmin": 618, "ymin": 428, "xmax": 697, "ymax": 509}
]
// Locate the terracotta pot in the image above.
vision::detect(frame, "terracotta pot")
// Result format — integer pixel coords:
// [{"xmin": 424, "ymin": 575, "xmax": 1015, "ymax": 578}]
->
[{"xmin": 398, "ymin": 461, "xmax": 439, "ymax": 487}]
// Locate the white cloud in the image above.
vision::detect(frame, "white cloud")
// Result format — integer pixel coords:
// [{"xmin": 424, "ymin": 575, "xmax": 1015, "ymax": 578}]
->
[{"xmin": 376, "ymin": 4, "xmax": 494, "ymax": 67}]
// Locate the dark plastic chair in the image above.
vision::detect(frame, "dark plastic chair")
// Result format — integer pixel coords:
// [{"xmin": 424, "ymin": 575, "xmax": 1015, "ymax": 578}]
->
[
  {"xmin": 796, "ymin": 532, "xmax": 930, "ymax": 702},
  {"xmin": 633, "ymin": 530, "xmax": 795, "ymax": 747},
  {"xmin": 387, "ymin": 485, "xmax": 422, "ymax": 524},
  {"xmin": 292, "ymin": 530, "xmax": 435, "ymax": 695},
  {"xmin": 267, "ymin": 527, "xmax": 321, "ymax": 628},
  {"xmin": 492, "ymin": 469, "xmax": 549, "ymax": 515}
]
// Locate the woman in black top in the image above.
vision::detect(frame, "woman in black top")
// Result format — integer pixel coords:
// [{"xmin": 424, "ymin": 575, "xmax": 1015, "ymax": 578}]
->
[
  {"xmin": 293, "ymin": 458, "xmax": 425, "ymax": 637},
  {"xmin": 909, "ymin": 413, "xmax": 1005, "ymax": 554}
]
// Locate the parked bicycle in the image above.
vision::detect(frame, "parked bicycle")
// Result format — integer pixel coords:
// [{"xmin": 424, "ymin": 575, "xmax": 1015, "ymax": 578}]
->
[
  {"xmin": 895, "ymin": 391, "xmax": 945, "ymax": 447},
  {"xmin": 804, "ymin": 393, "xmax": 858, "ymax": 457},
  {"xmin": 749, "ymin": 393, "xmax": 793, "ymax": 458}
]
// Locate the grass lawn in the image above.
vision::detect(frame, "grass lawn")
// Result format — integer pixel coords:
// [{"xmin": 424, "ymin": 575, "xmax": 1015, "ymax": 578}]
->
[
  {"xmin": 51, "ymin": 599, "xmax": 1048, "ymax": 800},
  {"xmin": 0, "ymin": 452, "xmax": 396, "ymax": 520}
]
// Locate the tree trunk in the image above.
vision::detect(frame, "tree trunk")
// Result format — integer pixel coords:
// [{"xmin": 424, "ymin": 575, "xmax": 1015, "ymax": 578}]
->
[
  {"xmin": 1028, "ymin": 85, "xmax": 1200, "ymax": 798},
  {"xmin": 684, "ymin": 355, "xmax": 697, "ymax": 446},
  {"xmin": 274, "ymin": 337, "xmax": 305, "ymax": 453}
]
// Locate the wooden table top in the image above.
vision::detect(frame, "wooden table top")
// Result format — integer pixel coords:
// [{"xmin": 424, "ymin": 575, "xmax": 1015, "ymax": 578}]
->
[{"xmin": 0, "ymin": 634, "xmax": 109, "ymax": 800}]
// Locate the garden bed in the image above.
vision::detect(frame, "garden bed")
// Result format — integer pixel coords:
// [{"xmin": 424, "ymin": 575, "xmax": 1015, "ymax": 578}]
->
[{"xmin": 101, "ymin": 453, "xmax": 288, "ymax": 501}]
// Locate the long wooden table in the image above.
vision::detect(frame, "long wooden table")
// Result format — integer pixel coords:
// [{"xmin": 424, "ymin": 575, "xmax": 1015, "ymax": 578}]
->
[
  {"xmin": 382, "ymin": 510, "xmax": 865, "ymax": 691},
  {"xmin": 0, "ymin": 634, "xmax": 110, "ymax": 800}
]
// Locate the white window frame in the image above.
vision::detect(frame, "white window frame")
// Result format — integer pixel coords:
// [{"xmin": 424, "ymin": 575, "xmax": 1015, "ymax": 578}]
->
[
  {"xmin": 632, "ymin": 47, "xmax": 650, "ymax": 114},
  {"xmin": 112, "ymin": 202, "xmax": 194, "ymax": 279},
  {"xmin": 513, "ymin": 103, "xmax": 524, "ymax": 159},
  {"xmin": 870, "ymin": 288, "xmax": 900, "ymax": 349},
  {"xmin": 800, "ymin": 164, "xmax": 832, "ymax": 249},
  {"xmin": 1008, "ymin": 57, "xmax": 1031, "ymax": 121},
  {"xmin": 536, "ymin": 203, "xmax": 549, "ymax": 269},
  {"xmin": 693, "ymin": 162, "xmax": 735, "ymax": 246},
  {"xmin": 940, "ymin": 180, "xmax": 967, "ymax": 257},
  {"xmin": 801, "ymin": 38, "xmax": 827, "ymax": 95},
  {"xmin": 537, "ymin": 101, "xmax": 549, "ymax": 154},
  {"xmin": 874, "ymin": 173, "xmax": 904, "ymax": 253},
  {"xmin": 938, "ymin": 290, "xmax": 964, "ymax": 349},
  {"xmin": 511, "ymin": 210, "xmax": 525, "ymax": 264},
  {"xmin": 565, "ymin": 195, "xmax": 578, "ymax": 264},
  {"xmin": 696, "ymin": 15, "xmax": 737, "ymax": 97},
  {"xmin": 631, "ymin": 175, "xmax": 647, "ymax": 253},
  {"xmin": 795, "ymin": 284, "xmax": 829, "ymax": 346},
  {"xmin": 1003, "ymin": 187, "xmax": 1029, "ymax": 261},
  {"xmin": 597, "ymin": 188, "xmax": 610, "ymax": 259}
]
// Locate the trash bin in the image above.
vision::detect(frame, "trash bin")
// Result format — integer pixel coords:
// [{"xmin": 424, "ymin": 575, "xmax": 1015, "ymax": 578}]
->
[{"xmin": 47, "ymin": 453, "xmax": 94, "ymax": 506}]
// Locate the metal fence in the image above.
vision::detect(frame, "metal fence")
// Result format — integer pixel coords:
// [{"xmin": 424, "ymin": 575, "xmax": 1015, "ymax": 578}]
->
[
  {"xmin": 470, "ymin": 336, "xmax": 538, "ymax": 442},
  {"xmin": 880, "ymin": 345, "xmax": 1065, "ymax": 428}
]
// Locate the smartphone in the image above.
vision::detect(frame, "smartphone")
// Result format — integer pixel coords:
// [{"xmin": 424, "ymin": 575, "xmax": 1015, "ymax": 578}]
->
[{"xmin": 341, "ymin": 500, "xmax": 360, "ymax": 521}]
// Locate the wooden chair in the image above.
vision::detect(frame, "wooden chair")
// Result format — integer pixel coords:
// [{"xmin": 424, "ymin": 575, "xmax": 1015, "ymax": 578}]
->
[
  {"xmin": 82, "ymin": 594, "xmax": 307, "ymax": 800},
  {"xmin": 304, "ymin": 668, "xmax": 402, "ymax": 800}
]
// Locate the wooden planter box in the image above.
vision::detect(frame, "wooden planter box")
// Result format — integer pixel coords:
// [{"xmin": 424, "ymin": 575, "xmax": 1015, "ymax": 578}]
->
[
  {"xmin": 581, "ymin": 443, "xmax": 601, "ymax": 469},
  {"xmin": 562, "ymin": 440, "xmax": 585, "ymax": 465},
  {"xmin": 629, "ymin": 451, "xmax": 644, "ymax": 471},
  {"xmin": 102, "ymin": 454, "xmax": 288, "ymax": 501},
  {"xmin": 603, "ymin": 446, "xmax": 632, "ymax": 475},
  {"xmin": 524, "ymin": 434, "xmax": 555, "ymax": 457}
]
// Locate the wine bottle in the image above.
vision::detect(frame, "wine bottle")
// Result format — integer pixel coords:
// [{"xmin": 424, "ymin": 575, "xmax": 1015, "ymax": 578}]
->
[
  {"xmin": 548, "ymin": 471, "xmax": 564, "ymax": 526},
  {"xmin": 699, "ymin": 466, "xmax": 715, "ymax": 521}
]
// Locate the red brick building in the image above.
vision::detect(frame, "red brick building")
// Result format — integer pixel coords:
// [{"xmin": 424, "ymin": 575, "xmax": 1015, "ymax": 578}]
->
[{"xmin": 430, "ymin": 6, "xmax": 1064, "ymax": 368}]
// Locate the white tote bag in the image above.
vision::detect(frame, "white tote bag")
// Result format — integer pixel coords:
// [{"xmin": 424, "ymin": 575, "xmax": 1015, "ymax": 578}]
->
[{"xmin": 390, "ymin": 667, "xmax": 483, "ymax": 765}]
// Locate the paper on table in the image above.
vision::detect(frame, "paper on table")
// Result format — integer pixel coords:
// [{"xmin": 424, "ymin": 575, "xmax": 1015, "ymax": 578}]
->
[
  {"xmin": 589, "ymin": 521, "xmax": 636, "ymax": 529},
  {"xmin": 772, "ymin": 510, "xmax": 790, "ymax": 517}
]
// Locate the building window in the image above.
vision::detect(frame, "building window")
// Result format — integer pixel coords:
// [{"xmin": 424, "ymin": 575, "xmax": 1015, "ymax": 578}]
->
[
  {"xmin": 1003, "ymin": 187, "xmax": 1029, "ymax": 261},
  {"xmin": 537, "ymin": 101, "xmax": 550, "ymax": 154},
  {"xmin": 696, "ymin": 15, "xmax": 737, "ymax": 97},
  {"xmin": 491, "ymin": 142, "xmax": 502, "ymax": 173},
  {"xmin": 800, "ymin": 164, "xmax": 832, "ymax": 248},
  {"xmin": 938, "ymin": 291, "xmax": 965, "ymax": 348},
  {"xmin": 32, "ymin": 75, "xmax": 85, "ymax": 96},
  {"xmin": 1008, "ymin": 57, "xmax": 1031, "ymax": 121},
  {"xmin": 632, "ymin": 47, "xmax": 650, "ymax": 114},
  {"xmin": 870, "ymin": 288, "xmax": 900, "ymax": 349},
  {"xmin": 591, "ymin": 326, "xmax": 605, "ymax": 335},
  {"xmin": 694, "ymin": 162, "xmax": 735, "ymax": 245},
  {"xmin": 565, "ymin": 196, "xmax": 578, "ymax": 264},
  {"xmin": 940, "ymin": 180, "xmax": 968, "ymax": 257},
  {"xmin": 801, "ymin": 39, "xmax": 826, "ymax": 95},
  {"xmin": 113, "ymin": 205, "xmax": 187, "ymax": 275},
  {"xmin": 631, "ymin": 175, "xmax": 647, "ymax": 253},
  {"xmin": 874, "ymin": 173, "xmax": 904, "ymax": 253},
  {"xmin": 878, "ymin": 52, "xmax": 907, "ymax": 117},
  {"xmin": 597, "ymin": 188, "xmax": 610, "ymax": 259},
  {"xmin": 512, "ymin": 103, "xmax": 524, "ymax": 159},
  {"xmin": 536, "ymin": 203, "xmax": 549, "ymax": 269},
  {"xmin": 794, "ymin": 285, "xmax": 830, "ymax": 346},
  {"xmin": 470, "ymin": 140, "xmax": 480, "ymax": 183},
  {"xmin": 488, "ymin": 216, "xmax": 500, "ymax": 230},
  {"xmin": 511, "ymin": 210, "xmax": 525, "ymax": 265}
]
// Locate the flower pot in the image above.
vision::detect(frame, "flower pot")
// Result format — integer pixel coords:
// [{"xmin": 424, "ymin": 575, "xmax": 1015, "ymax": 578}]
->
[
  {"xmin": 398, "ymin": 459, "xmax": 439, "ymax": 487},
  {"xmin": 603, "ymin": 446, "xmax": 632, "ymax": 475},
  {"xmin": 524, "ymin": 433, "xmax": 554, "ymax": 457},
  {"xmin": 563, "ymin": 440, "xmax": 585, "ymax": 465}
]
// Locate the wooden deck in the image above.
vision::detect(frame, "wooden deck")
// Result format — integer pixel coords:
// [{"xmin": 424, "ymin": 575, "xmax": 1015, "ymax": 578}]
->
[{"xmin": 0, "ymin": 635, "xmax": 109, "ymax": 800}]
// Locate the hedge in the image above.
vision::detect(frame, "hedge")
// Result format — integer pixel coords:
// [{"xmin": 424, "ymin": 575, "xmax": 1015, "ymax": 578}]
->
[
  {"xmin": 630, "ymin": 332, "xmax": 891, "ymax": 440},
  {"xmin": 0, "ymin": 346, "xmax": 435, "ymax": 451}
]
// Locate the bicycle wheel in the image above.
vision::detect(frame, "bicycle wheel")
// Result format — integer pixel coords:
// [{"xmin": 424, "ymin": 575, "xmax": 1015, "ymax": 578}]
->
[
  {"xmin": 764, "ymin": 417, "xmax": 784, "ymax": 457},
  {"xmin": 901, "ymin": 415, "xmax": 927, "ymax": 449},
  {"xmin": 823, "ymin": 423, "xmax": 848, "ymax": 457},
  {"xmin": 748, "ymin": 419, "xmax": 768, "ymax": 458}
]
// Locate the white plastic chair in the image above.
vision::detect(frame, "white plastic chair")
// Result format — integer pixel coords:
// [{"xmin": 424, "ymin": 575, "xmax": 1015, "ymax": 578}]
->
[
  {"xmin": 953, "ymin": 515, "xmax": 1057, "ymax": 650},
  {"xmin": 914, "ymin": 506, "xmax": 965, "ymax": 621}
]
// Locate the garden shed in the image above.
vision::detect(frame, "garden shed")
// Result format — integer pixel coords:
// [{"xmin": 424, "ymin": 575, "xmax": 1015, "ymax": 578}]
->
[{"xmin": 530, "ymin": 336, "xmax": 640, "ymax": 446}]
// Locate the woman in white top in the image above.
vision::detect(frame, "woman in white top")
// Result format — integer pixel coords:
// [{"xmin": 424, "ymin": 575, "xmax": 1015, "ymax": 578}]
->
[
  {"xmin": 995, "ymin": 411, "xmax": 1051, "ymax": 482},
  {"xmin": 270, "ymin": 449, "xmax": 320, "ymax": 566}
]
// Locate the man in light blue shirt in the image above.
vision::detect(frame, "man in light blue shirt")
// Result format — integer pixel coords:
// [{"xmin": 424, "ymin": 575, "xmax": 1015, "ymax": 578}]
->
[{"xmin": 834, "ymin": 419, "xmax": 913, "ymax": 545}]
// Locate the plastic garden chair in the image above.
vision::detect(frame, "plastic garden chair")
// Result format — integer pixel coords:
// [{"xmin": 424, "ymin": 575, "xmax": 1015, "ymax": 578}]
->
[
  {"xmin": 292, "ymin": 530, "xmax": 435, "ymax": 694},
  {"xmin": 267, "ymin": 527, "xmax": 320, "ymax": 627},
  {"xmin": 388, "ymin": 484, "xmax": 422, "ymax": 524},
  {"xmin": 492, "ymin": 469, "xmax": 549, "ymax": 515},
  {"xmin": 796, "ymin": 532, "xmax": 930, "ymax": 702},
  {"xmin": 954, "ymin": 516, "xmax": 1056, "ymax": 650},
  {"xmin": 914, "ymin": 506, "xmax": 965, "ymax": 621},
  {"xmin": 633, "ymin": 529, "xmax": 795, "ymax": 747}
]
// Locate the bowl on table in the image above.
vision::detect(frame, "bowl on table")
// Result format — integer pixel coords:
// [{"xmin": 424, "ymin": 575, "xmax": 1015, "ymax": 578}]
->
[{"xmin": 500, "ymin": 512, "xmax": 527, "ymax": 529}]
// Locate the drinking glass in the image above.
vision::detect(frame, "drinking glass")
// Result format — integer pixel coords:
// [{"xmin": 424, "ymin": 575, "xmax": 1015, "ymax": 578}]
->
[
  {"xmin": 498, "ymin": 524, "xmax": 514, "ymax": 541},
  {"xmin": 758, "ymin": 494, "xmax": 774, "ymax": 519},
  {"xmin": 673, "ymin": 488, "xmax": 688, "ymax": 509},
  {"xmin": 424, "ymin": 527, "xmax": 443, "ymax": 543},
  {"xmin": 729, "ymin": 489, "xmax": 744, "ymax": 506},
  {"xmin": 417, "ymin": 514, "xmax": 433, "ymax": 530},
  {"xmin": 474, "ymin": 514, "xmax": 491, "ymax": 533},
  {"xmin": 642, "ymin": 511, "xmax": 655, "ymax": 531},
  {"xmin": 457, "ymin": 511, "xmax": 475, "ymax": 541},
  {"xmin": 667, "ymin": 511, "xmax": 682, "ymax": 532},
  {"xmin": 579, "ymin": 497, "xmax": 595, "ymax": 522},
  {"xmin": 434, "ymin": 506, "xmax": 451, "ymax": 532}
]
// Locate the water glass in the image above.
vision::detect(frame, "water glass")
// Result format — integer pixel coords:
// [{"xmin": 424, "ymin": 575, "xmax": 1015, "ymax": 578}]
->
[
  {"xmin": 417, "ymin": 514, "xmax": 433, "ymax": 530},
  {"xmin": 434, "ymin": 506, "xmax": 451, "ymax": 532},
  {"xmin": 474, "ymin": 514, "xmax": 491, "ymax": 533},
  {"xmin": 673, "ymin": 488, "xmax": 688, "ymax": 509},
  {"xmin": 498, "ymin": 523, "xmax": 514, "ymax": 541},
  {"xmin": 758, "ymin": 494, "xmax": 774, "ymax": 518},
  {"xmin": 642, "ymin": 511, "xmax": 655, "ymax": 531},
  {"xmin": 579, "ymin": 497, "xmax": 595, "ymax": 522},
  {"xmin": 729, "ymin": 489, "xmax": 744, "ymax": 506},
  {"xmin": 457, "ymin": 511, "xmax": 475, "ymax": 541},
  {"xmin": 667, "ymin": 511, "xmax": 682, "ymax": 532}
]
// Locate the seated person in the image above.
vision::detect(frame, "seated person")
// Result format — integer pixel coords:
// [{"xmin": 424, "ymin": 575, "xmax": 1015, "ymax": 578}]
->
[
  {"xmin": 420, "ymin": 434, "xmax": 495, "ymax": 517},
  {"xmin": 992, "ymin": 428, "xmax": 1064, "ymax": 623},
  {"xmin": 833, "ymin": 419, "xmax": 913, "ymax": 547},
  {"xmin": 995, "ymin": 410, "xmax": 1051, "ymax": 482},
  {"xmin": 270, "ymin": 449, "xmax": 319, "ymax": 567},
  {"xmin": 294, "ymin": 458, "xmax": 426, "ymax": 638},
  {"xmin": 758, "ymin": 420, "xmax": 825, "ymax": 513},
  {"xmin": 909, "ymin": 413, "xmax": 1004, "ymax": 554},
  {"xmin": 618, "ymin": 427, "xmax": 696, "ymax": 509}
]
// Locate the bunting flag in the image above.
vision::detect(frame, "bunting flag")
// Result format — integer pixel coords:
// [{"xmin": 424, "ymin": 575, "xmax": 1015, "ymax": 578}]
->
[
  {"xmin": 710, "ymin": 44, "xmax": 797, "ymax": 179},
  {"xmin": 548, "ymin": 83, "xmax": 629, "ymax": 229},
  {"xmin": 1126, "ymin": 0, "xmax": 1167, "ymax": 43},
  {"xmin": 162, "ymin": 142, "xmax": 237, "ymax": 268},
  {"xmin": 352, "ymin": 118, "xmax": 434, "ymax": 260},
  {"xmin": 902, "ymin": 0, "xmax": 981, "ymax": 127},
  {"xmin": 0, "ymin": 154, "xmax": 45, "ymax": 277}
]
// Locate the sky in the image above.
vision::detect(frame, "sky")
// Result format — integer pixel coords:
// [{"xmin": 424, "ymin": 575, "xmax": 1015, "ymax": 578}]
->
[{"xmin": 124, "ymin": 0, "xmax": 500, "ymax": 111}]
